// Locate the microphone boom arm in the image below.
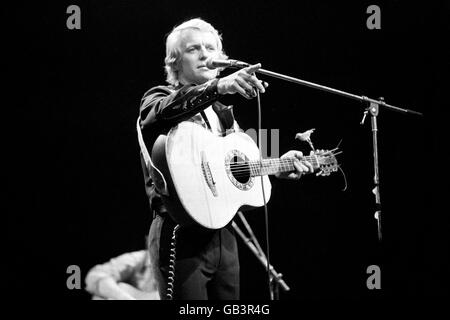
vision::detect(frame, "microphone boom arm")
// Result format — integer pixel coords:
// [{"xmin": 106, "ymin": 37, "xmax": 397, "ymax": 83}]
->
[
  {"xmin": 223, "ymin": 59, "xmax": 421, "ymax": 115},
  {"xmin": 249, "ymin": 66, "xmax": 423, "ymax": 116}
]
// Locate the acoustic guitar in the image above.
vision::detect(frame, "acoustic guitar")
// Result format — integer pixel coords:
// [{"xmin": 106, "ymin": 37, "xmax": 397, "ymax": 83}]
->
[{"xmin": 150, "ymin": 121, "xmax": 339, "ymax": 229}]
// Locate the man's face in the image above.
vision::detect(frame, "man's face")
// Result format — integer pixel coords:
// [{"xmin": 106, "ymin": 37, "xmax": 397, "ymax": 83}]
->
[{"xmin": 177, "ymin": 29, "xmax": 220, "ymax": 85}]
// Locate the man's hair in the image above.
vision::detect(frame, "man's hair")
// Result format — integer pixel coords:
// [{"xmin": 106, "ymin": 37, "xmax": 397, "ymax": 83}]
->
[{"xmin": 164, "ymin": 18, "xmax": 228, "ymax": 87}]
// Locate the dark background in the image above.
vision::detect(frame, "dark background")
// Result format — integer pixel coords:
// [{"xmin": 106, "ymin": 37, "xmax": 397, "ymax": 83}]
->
[{"xmin": 9, "ymin": 0, "xmax": 448, "ymax": 301}]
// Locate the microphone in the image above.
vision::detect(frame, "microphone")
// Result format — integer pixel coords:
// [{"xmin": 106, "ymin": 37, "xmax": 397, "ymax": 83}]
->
[{"xmin": 205, "ymin": 58, "xmax": 250, "ymax": 69}]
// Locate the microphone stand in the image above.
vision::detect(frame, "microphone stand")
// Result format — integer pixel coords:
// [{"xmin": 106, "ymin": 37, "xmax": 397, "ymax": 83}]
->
[
  {"xmin": 232, "ymin": 211, "xmax": 290, "ymax": 299},
  {"xmin": 232, "ymin": 63, "xmax": 423, "ymax": 242}
]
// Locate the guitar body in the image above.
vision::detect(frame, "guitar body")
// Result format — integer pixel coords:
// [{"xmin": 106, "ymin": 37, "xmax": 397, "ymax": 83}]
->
[{"xmin": 152, "ymin": 121, "xmax": 271, "ymax": 229}]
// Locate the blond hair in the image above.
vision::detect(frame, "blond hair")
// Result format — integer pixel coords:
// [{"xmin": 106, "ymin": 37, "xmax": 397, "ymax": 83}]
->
[{"xmin": 164, "ymin": 18, "xmax": 228, "ymax": 86}]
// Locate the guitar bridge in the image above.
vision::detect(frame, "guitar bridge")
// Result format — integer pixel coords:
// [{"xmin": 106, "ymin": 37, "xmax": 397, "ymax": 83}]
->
[{"xmin": 201, "ymin": 151, "xmax": 218, "ymax": 197}]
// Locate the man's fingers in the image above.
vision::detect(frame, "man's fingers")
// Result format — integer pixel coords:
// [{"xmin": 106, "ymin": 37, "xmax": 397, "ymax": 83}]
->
[
  {"xmin": 236, "ymin": 77, "xmax": 255, "ymax": 94},
  {"xmin": 288, "ymin": 172, "xmax": 301, "ymax": 180},
  {"xmin": 245, "ymin": 63, "xmax": 261, "ymax": 75},
  {"xmin": 294, "ymin": 158, "xmax": 313, "ymax": 173},
  {"xmin": 252, "ymin": 77, "xmax": 266, "ymax": 93},
  {"xmin": 244, "ymin": 65, "xmax": 266, "ymax": 93},
  {"xmin": 293, "ymin": 160, "xmax": 307, "ymax": 174},
  {"xmin": 235, "ymin": 85, "xmax": 252, "ymax": 99},
  {"xmin": 305, "ymin": 161, "xmax": 314, "ymax": 172},
  {"xmin": 293, "ymin": 151, "xmax": 304, "ymax": 159}
]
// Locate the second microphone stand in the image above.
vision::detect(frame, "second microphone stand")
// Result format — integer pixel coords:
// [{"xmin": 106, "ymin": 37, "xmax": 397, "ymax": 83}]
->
[{"xmin": 232, "ymin": 211, "xmax": 290, "ymax": 300}]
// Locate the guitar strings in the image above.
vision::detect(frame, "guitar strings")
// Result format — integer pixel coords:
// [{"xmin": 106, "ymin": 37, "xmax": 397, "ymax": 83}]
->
[
  {"xmin": 228, "ymin": 156, "xmax": 317, "ymax": 166},
  {"xmin": 227, "ymin": 154, "xmax": 337, "ymax": 169},
  {"xmin": 225, "ymin": 162, "xmax": 297, "ymax": 177},
  {"xmin": 229, "ymin": 159, "xmax": 319, "ymax": 168},
  {"xmin": 224, "ymin": 149, "xmax": 340, "ymax": 168},
  {"xmin": 228, "ymin": 158, "xmax": 321, "ymax": 171},
  {"xmin": 222, "ymin": 156, "xmax": 337, "ymax": 177},
  {"xmin": 198, "ymin": 154, "xmax": 338, "ymax": 178},
  {"xmin": 227, "ymin": 160, "xmax": 319, "ymax": 170}
]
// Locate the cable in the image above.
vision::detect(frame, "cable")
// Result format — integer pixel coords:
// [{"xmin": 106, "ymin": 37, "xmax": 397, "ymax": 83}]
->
[{"xmin": 255, "ymin": 89, "xmax": 273, "ymax": 300}]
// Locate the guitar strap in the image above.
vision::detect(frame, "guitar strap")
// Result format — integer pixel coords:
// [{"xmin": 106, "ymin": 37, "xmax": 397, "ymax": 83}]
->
[
  {"xmin": 200, "ymin": 110, "xmax": 212, "ymax": 130},
  {"xmin": 213, "ymin": 101, "xmax": 235, "ymax": 132},
  {"xmin": 136, "ymin": 117, "xmax": 168, "ymax": 196},
  {"xmin": 201, "ymin": 102, "xmax": 235, "ymax": 134},
  {"xmin": 136, "ymin": 117, "xmax": 152, "ymax": 168}
]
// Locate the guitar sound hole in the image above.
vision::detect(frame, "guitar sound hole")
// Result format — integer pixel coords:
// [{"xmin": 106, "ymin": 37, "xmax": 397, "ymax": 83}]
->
[{"xmin": 230, "ymin": 156, "xmax": 250, "ymax": 183}]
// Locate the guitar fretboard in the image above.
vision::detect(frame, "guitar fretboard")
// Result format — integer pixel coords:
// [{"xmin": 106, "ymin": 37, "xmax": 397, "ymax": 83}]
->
[{"xmin": 248, "ymin": 156, "xmax": 319, "ymax": 177}]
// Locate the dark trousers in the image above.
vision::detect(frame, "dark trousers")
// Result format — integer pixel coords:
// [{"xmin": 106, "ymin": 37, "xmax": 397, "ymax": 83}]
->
[{"xmin": 159, "ymin": 216, "xmax": 240, "ymax": 300}]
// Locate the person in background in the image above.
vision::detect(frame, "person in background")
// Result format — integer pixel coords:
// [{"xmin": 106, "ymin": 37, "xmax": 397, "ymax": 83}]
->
[{"xmin": 85, "ymin": 249, "xmax": 159, "ymax": 300}]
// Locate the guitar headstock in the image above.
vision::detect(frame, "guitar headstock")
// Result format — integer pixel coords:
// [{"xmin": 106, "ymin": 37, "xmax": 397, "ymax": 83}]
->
[
  {"xmin": 295, "ymin": 129, "xmax": 342, "ymax": 178},
  {"xmin": 313, "ymin": 148, "xmax": 341, "ymax": 176}
]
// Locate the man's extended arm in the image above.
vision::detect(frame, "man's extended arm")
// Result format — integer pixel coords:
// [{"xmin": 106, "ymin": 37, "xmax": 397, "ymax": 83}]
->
[{"xmin": 139, "ymin": 79, "xmax": 220, "ymax": 130}]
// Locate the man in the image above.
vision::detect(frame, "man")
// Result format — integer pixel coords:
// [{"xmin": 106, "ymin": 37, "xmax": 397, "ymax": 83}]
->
[{"xmin": 138, "ymin": 18, "xmax": 312, "ymax": 300}]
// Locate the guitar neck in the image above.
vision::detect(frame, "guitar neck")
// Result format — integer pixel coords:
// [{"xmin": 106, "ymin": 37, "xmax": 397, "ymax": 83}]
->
[{"xmin": 249, "ymin": 156, "xmax": 319, "ymax": 177}]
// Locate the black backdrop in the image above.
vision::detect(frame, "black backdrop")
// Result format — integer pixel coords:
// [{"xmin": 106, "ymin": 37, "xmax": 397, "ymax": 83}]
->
[{"xmin": 9, "ymin": 0, "xmax": 448, "ymax": 301}]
